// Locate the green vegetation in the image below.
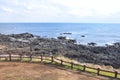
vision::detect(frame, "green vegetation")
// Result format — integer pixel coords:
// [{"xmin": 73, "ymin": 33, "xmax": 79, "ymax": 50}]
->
[
  {"xmin": 0, "ymin": 58, "xmax": 7, "ymax": 61},
  {"xmin": 85, "ymin": 68, "xmax": 97, "ymax": 73},
  {"xmin": 21, "ymin": 57, "xmax": 30, "ymax": 62},
  {"xmin": 100, "ymin": 71, "xmax": 115, "ymax": 77},
  {"xmin": 73, "ymin": 65, "xmax": 83, "ymax": 70},
  {"xmin": 117, "ymin": 74, "xmax": 120, "ymax": 78}
]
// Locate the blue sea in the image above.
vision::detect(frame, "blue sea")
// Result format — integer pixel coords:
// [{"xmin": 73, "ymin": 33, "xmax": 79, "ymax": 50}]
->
[{"xmin": 0, "ymin": 23, "xmax": 120, "ymax": 46}]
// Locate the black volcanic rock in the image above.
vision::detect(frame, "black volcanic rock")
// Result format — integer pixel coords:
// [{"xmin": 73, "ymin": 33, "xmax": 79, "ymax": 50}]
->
[
  {"xmin": 0, "ymin": 33, "xmax": 120, "ymax": 68},
  {"xmin": 9, "ymin": 33, "xmax": 34, "ymax": 39},
  {"xmin": 0, "ymin": 34, "xmax": 11, "ymax": 42}
]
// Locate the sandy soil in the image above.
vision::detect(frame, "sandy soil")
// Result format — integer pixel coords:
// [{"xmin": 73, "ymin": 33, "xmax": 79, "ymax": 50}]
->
[{"xmin": 0, "ymin": 62, "xmax": 113, "ymax": 80}]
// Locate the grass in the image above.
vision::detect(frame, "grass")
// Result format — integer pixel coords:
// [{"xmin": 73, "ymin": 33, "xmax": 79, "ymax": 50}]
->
[
  {"xmin": 85, "ymin": 68, "xmax": 97, "ymax": 73},
  {"xmin": 99, "ymin": 71, "xmax": 115, "ymax": 77},
  {"xmin": 42, "ymin": 59, "xmax": 52, "ymax": 63},
  {"xmin": 0, "ymin": 58, "xmax": 7, "ymax": 61},
  {"xmin": 117, "ymin": 74, "xmax": 120, "ymax": 78},
  {"xmin": 21, "ymin": 58, "xmax": 30, "ymax": 62},
  {"xmin": 73, "ymin": 64, "xmax": 84, "ymax": 70},
  {"xmin": 31, "ymin": 58, "xmax": 41, "ymax": 62}
]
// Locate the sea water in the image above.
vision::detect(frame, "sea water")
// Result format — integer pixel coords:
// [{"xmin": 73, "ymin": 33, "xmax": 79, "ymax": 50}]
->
[{"xmin": 0, "ymin": 23, "xmax": 120, "ymax": 46}]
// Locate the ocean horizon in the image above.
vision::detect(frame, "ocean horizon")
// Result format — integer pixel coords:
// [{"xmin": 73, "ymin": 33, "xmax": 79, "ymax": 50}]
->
[{"xmin": 0, "ymin": 23, "xmax": 120, "ymax": 46}]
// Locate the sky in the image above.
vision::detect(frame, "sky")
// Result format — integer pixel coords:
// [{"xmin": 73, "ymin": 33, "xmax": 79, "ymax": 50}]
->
[{"xmin": 0, "ymin": 0, "xmax": 120, "ymax": 23}]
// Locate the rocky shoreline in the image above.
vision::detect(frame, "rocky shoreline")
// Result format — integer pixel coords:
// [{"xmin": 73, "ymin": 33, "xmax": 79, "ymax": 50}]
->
[{"xmin": 0, "ymin": 33, "xmax": 120, "ymax": 68}]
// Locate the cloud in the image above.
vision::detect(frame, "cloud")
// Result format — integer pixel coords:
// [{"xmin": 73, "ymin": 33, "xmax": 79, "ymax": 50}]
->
[
  {"xmin": 50, "ymin": 0, "xmax": 120, "ymax": 17},
  {"xmin": 0, "ymin": 0, "xmax": 120, "ymax": 22}
]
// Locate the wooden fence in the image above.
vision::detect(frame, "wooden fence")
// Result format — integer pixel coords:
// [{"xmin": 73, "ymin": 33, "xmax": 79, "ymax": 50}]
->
[{"xmin": 0, "ymin": 53, "xmax": 120, "ymax": 79}]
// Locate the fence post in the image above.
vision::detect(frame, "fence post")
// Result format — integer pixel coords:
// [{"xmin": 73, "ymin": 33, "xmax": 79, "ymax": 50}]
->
[
  {"xmin": 41, "ymin": 55, "xmax": 43, "ymax": 62},
  {"xmin": 19, "ymin": 54, "xmax": 22, "ymax": 61},
  {"xmin": 9, "ymin": 53, "xmax": 11, "ymax": 61},
  {"xmin": 29, "ymin": 53, "xmax": 32, "ymax": 62},
  {"xmin": 71, "ymin": 62, "xmax": 74, "ymax": 69},
  {"xmin": 114, "ymin": 71, "xmax": 118, "ymax": 78},
  {"xmin": 51, "ymin": 56, "xmax": 54, "ymax": 63},
  {"xmin": 61, "ymin": 60, "xmax": 63, "ymax": 65},
  {"xmin": 83, "ymin": 65, "xmax": 86, "ymax": 71},
  {"xmin": 97, "ymin": 68, "xmax": 100, "ymax": 75}
]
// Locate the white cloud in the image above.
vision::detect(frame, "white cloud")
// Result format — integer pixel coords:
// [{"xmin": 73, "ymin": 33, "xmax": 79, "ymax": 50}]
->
[
  {"xmin": 2, "ymin": 7, "xmax": 14, "ymax": 13},
  {"xmin": 0, "ymin": 0, "xmax": 120, "ymax": 22},
  {"xmin": 50, "ymin": 0, "xmax": 120, "ymax": 17}
]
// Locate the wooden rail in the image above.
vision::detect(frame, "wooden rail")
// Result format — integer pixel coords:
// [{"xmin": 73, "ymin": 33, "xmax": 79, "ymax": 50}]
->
[{"xmin": 0, "ymin": 53, "xmax": 120, "ymax": 79}]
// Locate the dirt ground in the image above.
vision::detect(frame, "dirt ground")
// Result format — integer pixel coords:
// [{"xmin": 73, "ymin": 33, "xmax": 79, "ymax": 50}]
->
[{"xmin": 0, "ymin": 62, "xmax": 114, "ymax": 80}]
